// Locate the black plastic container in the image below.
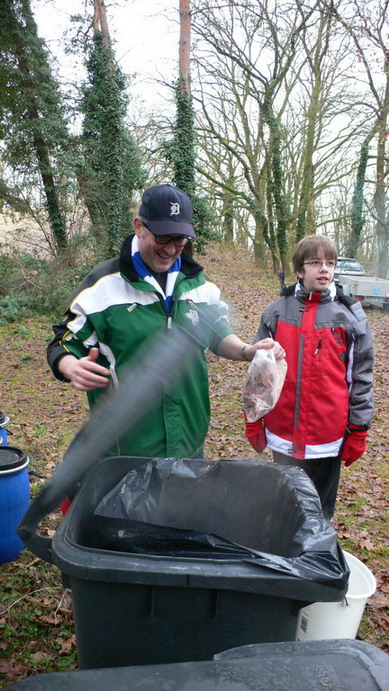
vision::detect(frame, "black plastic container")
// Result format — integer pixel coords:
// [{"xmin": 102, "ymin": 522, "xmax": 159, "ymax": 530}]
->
[
  {"xmin": 19, "ymin": 456, "xmax": 349, "ymax": 670},
  {"xmin": 4, "ymin": 640, "xmax": 389, "ymax": 690}
]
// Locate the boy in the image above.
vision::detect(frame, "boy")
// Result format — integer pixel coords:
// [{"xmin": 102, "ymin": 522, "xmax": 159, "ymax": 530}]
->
[{"xmin": 245, "ymin": 235, "xmax": 374, "ymax": 519}]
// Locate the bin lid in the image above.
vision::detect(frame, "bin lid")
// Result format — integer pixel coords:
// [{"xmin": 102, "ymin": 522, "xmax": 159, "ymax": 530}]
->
[
  {"xmin": 3, "ymin": 640, "xmax": 389, "ymax": 690},
  {"xmin": 0, "ymin": 447, "xmax": 27, "ymax": 472}
]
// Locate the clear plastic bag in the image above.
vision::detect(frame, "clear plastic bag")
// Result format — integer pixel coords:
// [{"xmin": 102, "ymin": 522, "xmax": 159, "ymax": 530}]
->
[{"xmin": 243, "ymin": 348, "xmax": 287, "ymax": 422}]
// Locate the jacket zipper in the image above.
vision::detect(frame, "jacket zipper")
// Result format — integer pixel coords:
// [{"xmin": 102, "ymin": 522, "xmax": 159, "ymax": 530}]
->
[{"xmin": 127, "ymin": 296, "xmax": 172, "ymax": 328}]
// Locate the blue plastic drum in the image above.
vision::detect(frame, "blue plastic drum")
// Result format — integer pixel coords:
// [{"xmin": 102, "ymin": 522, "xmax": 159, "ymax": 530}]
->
[
  {"xmin": 0, "ymin": 447, "xmax": 30, "ymax": 563},
  {"xmin": 0, "ymin": 412, "xmax": 10, "ymax": 446}
]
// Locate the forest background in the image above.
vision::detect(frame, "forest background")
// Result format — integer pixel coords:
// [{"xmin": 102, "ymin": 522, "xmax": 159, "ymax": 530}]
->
[
  {"xmin": 0, "ymin": 0, "xmax": 389, "ymax": 293},
  {"xmin": 0, "ymin": 0, "xmax": 388, "ymax": 686}
]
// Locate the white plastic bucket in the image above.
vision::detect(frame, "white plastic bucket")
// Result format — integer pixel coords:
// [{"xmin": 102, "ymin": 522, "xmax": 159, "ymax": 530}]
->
[{"xmin": 296, "ymin": 550, "xmax": 376, "ymax": 641}]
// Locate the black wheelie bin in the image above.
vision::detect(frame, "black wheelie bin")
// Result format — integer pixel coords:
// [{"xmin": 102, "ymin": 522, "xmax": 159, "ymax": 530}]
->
[{"xmin": 18, "ymin": 455, "xmax": 349, "ymax": 670}]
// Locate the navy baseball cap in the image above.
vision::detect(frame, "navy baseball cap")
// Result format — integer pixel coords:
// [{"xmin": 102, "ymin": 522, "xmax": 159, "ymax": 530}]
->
[{"xmin": 139, "ymin": 184, "xmax": 196, "ymax": 238}]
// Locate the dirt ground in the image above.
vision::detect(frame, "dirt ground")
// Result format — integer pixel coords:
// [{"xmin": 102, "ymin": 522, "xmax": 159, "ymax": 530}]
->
[{"xmin": 0, "ymin": 243, "xmax": 388, "ymax": 688}]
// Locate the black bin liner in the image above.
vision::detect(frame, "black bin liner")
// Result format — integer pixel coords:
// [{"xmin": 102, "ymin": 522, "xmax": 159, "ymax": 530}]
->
[
  {"xmin": 34, "ymin": 456, "xmax": 350, "ymax": 668},
  {"xmin": 84, "ymin": 457, "xmax": 348, "ymax": 589}
]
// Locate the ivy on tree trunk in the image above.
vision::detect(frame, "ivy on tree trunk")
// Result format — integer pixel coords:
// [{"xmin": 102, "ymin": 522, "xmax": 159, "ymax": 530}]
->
[
  {"xmin": 0, "ymin": 0, "xmax": 69, "ymax": 253},
  {"xmin": 80, "ymin": 2, "xmax": 144, "ymax": 257}
]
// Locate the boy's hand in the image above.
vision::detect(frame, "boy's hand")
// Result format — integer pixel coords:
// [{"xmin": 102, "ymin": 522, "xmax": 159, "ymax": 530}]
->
[
  {"xmin": 244, "ymin": 416, "xmax": 267, "ymax": 453},
  {"xmin": 341, "ymin": 424, "xmax": 368, "ymax": 467}
]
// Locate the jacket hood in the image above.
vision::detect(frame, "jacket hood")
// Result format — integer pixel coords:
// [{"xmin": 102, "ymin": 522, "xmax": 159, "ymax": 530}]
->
[{"xmin": 282, "ymin": 281, "xmax": 362, "ymax": 314}]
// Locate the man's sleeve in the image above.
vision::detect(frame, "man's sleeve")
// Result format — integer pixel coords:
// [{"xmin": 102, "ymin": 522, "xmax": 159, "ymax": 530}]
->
[
  {"xmin": 208, "ymin": 298, "xmax": 232, "ymax": 353},
  {"xmin": 47, "ymin": 317, "xmax": 90, "ymax": 381}
]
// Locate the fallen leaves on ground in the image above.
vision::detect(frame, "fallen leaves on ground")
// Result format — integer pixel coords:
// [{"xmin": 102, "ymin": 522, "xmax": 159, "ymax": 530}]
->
[{"xmin": 0, "ymin": 243, "xmax": 388, "ymax": 689}]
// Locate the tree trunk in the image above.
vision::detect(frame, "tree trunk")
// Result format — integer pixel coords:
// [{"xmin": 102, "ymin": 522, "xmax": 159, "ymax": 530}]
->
[
  {"xmin": 263, "ymin": 97, "xmax": 289, "ymax": 271},
  {"xmin": 75, "ymin": 165, "xmax": 105, "ymax": 243},
  {"xmin": 347, "ymin": 137, "xmax": 371, "ymax": 257},
  {"xmin": 253, "ymin": 218, "xmax": 271, "ymax": 266},
  {"xmin": 179, "ymin": 0, "xmax": 191, "ymax": 96},
  {"xmin": 221, "ymin": 197, "xmax": 234, "ymax": 244},
  {"xmin": 32, "ymin": 133, "xmax": 68, "ymax": 251},
  {"xmin": 89, "ymin": 2, "xmax": 133, "ymax": 256},
  {"xmin": 295, "ymin": 13, "xmax": 332, "ymax": 242},
  {"xmin": 12, "ymin": 32, "xmax": 67, "ymax": 251},
  {"xmin": 94, "ymin": 0, "xmax": 111, "ymax": 57},
  {"xmin": 295, "ymin": 79, "xmax": 320, "ymax": 242},
  {"xmin": 174, "ymin": 0, "xmax": 195, "ymax": 194},
  {"xmin": 373, "ymin": 54, "xmax": 389, "ymax": 278}
]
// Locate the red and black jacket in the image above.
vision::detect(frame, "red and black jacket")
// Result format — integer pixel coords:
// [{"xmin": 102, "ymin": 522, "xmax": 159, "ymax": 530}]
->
[{"xmin": 255, "ymin": 283, "xmax": 374, "ymax": 459}]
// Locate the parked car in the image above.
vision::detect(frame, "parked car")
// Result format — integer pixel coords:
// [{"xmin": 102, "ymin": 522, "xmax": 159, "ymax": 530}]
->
[{"xmin": 334, "ymin": 257, "xmax": 366, "ymax": 281}]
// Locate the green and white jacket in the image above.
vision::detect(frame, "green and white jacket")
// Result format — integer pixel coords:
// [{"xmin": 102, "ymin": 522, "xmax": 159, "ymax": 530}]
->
[{"xmin": 47, "ymin": 235, "xmax": 231, "ymax": 458}]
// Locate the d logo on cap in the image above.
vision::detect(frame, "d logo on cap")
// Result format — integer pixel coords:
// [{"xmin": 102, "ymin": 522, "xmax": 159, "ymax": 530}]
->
[{"xmin": 139, "ymin": 184, "xmax": 196, "ymax": 238}]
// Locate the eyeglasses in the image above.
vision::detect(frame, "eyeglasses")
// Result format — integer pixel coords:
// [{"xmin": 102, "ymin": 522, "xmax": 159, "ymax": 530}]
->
[
  {"xmin": 143, "ymin": 222, "xmax": 190, "ymax": 248},
  {"xmin": 303, "ymin": 260, "xmax": 337, "ymax": 268}
]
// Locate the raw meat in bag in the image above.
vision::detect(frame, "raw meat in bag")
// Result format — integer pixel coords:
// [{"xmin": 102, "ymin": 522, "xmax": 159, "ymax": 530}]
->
[{"xmin": 243, "ymin": 348, "xmax": 287, "ymax": 422}]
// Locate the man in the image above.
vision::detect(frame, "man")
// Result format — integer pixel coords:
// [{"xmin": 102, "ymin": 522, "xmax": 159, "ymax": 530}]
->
[{"xmin": 48, "ymin": 183, "xmax": 283, "ymax": 460}]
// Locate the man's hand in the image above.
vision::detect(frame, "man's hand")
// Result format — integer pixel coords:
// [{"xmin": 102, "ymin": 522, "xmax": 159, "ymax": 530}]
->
[
  {"xmin": 58, "ymin": 348, "xmax": 110, "ymax": 391},
  {"xmin": 245, "ymin": 339, "xmax": 286, "ymax": 362},
  {"xmin": 217, "ymin": 335, "xmax": 285, "ymax": 361}
]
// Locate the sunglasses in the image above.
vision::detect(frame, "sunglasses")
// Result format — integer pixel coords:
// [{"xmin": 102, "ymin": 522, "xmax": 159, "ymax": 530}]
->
[{"xmin": 143, "ymin": 222, "xmax": 191, "ymax": 248}]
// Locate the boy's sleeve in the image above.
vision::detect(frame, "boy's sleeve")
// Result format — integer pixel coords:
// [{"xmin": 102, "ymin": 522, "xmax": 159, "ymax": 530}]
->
[
  {"xmin": 347, "ymin": 318, "xmax": 374, "ymax": 428},
  {"xmin": 253, "ymin": 309, "xmax": 275, "ymax": 343}
]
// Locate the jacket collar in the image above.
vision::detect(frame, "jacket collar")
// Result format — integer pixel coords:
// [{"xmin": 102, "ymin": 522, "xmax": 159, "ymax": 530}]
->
[
  {"xmin": 295, "ymin": 281, "xmax": 337, "ymax": 302},
  {"xmin": 280, "ymin": 281, "xmax": 337, "ymax": 303},
  {"xmin": 119, "ymin": 234, "xmax": 203, "ymax": 282}
]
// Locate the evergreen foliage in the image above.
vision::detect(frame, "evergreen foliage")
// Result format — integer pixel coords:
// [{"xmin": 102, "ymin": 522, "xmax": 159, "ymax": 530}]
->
[
  {"xmin": 164, "ymin": 85, "xmax": 216, "ymax": 252},
  {"xmin": 263, "ymin": 97, "xmax": 291, "ymax": 270},
  {"xmin": 79, "ymin": 32, "xmax": 145, "ymax": 257},
  {"xmin": 171, "ymin": 87, "xmax": 196, "ymax": 194},
  {"xmin": 0, "ymin": 0, "xmax": 70, "ymax": 251},
  {"xmin": 348, "ymin": 139, "xmax": 369, "ymax": 257},
  {"xmin": 0, "ymin": 246, "xmax": 96, "ymax": 323}
]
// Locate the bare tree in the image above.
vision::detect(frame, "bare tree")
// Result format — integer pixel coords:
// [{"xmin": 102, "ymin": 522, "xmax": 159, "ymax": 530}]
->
[
  {"xmin": 190, "ymin": 0, "xmax": 314, "ymax": 269},
  {"xmin": 190, "ymin": 0, "xmax": 364, "ymax": 271},
  {"xmin": 326, "ymin": 0, "xmax": 389, "ymax": 276}
]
